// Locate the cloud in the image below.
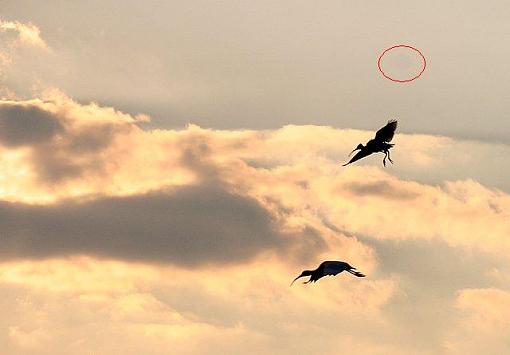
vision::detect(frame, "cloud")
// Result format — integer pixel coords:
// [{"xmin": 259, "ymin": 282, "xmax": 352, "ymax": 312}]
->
[
  {"xmin": 0, "ymin": 184, "xmax": 328, "ymax": 266},
  {"xmin": 0, "ymin": 256, "xmax": 397, "ymax": 355},
  {"xmin": 342, "ymin": 180, "xmax": 419, "ymax": 200},
  {"xmin": 0, "ymin": 91, "xmax": 509, "ymax": 353},
  {"xmin": 456, "ymin": 288, "xmax": 510, "ymax": 327},
  {"xmin": 0, "ymin": 103, "xmax": 63, "ymax": 146},
  {"xmin": 442, "ymin": 288, "xmax": 510, "ymax": 354},
  {"xmin": 0, "ymin": 92, "xmax": 140, "ymax": 187},
  {"xmin": 363, "ymin": 238, "xmax": 510, "ymax": 353},
  {"xmin": 0, "ymin": 20, "xmax": 48, "ymax": 50},
  {"xmin": 0, "ymin": 93, "xmax": 509, "ymax": 260},
  {"xmin": 0, "ymin": 19, "xmax": 49, "ymax": 90},
  {"xmin": 1, "ymin": 7, "xmax": 509, "ymax": 352}
]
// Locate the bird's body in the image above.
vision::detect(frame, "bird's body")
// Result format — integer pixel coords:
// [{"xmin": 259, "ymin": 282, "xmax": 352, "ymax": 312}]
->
[
  {"xmin": 291, "ymin": 260, "xmax": 365, "ymax": 285},
  {"xmin": 343, "ymin": 120, "xmax": 398, "ymax": 167}
]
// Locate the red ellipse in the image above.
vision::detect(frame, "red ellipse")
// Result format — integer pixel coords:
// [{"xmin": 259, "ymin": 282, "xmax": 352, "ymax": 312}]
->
[{"xmin": 377, "ymin": 45, "xmax": 426, "ymax": 83}]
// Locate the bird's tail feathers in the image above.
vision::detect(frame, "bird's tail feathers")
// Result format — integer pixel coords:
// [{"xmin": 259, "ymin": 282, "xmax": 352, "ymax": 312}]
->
[{"xmin": 348, "ymin": 269, "xmax": 366, "ymax": 277}]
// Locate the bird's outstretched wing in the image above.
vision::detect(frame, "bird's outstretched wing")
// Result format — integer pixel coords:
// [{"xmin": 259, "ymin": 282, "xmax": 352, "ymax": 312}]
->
[
  {"xmin": 342, "ymin": 149, "xmax": 372, "ymax": 166},
  {"xmin": 322, "ymin": 261, "xmax": 349, "ymax": 276},
  {"xmin": 374, "ymin": 119, "xmax": 398, "ymax": 143}
]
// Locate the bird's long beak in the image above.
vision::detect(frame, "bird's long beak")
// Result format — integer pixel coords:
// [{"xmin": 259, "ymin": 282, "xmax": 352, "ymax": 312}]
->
[
  {"xmin": 348, "ymin": 148, "xmax": 360, "ymax": 157},
  {"xmin": 290, "ymin": 275, "xmax": 302, "ymax": 286}
]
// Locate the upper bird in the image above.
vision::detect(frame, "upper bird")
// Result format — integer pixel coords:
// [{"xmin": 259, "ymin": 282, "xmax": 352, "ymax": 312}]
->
[
  {"xmin": 343, "ymin": 119, "xmax": 398, "ymax": 167},
  {"xmin": 290, "ymin": 260, "xmax": 365, "ymax": 286}
]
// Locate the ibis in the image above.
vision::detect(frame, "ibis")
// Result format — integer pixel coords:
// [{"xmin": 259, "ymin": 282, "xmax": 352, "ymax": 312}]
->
[
  {"xmin": 343, "ymin": 120, "xmax": 398, "ymax": 167},
  {"xmin": 291, "ymin": 260, "xmax": 366, "ymax": 286}
]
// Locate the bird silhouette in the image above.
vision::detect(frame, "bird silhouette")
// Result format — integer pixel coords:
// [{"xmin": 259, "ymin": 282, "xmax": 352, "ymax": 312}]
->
[
  {"xmin": 343, "ymin": 119, "xmax": 398, "ymax": 167},
  {"xmin": 290, "ymin": 260, "xmax": 365, "ymax": 286}
]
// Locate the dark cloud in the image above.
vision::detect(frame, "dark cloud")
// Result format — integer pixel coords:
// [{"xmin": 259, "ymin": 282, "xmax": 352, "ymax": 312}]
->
[
  {"xmin": 31, "ymin": 146, "xmax": 105, "ymax": 183},
  {"xmin": 243, "ymin": 159, "xmax": 283, "ymax": 170},
  {"xmin": 343, "ymin": 181, "xmax": 419, "ymax": 200},
  {"xmin": 66, "ymin": 123, "xmax": 127, "ymax": 154},
  {"xmin": 0, "ymin": 101, "xmax": 133, "ymax": 183},
  {"xmin": 0, "ymin": 185, "xmax": 325, "ymax": 266},
  {"xmin": 0, "ymin": 104, "xmax": 63, "ymax": 147},
  {"xmin": 178, "ymin": 134, "xmax": 222, "ymax": 182},
  {"xmin": 31, "ymin": 122, "xmax": 131, "ymax": 183}
]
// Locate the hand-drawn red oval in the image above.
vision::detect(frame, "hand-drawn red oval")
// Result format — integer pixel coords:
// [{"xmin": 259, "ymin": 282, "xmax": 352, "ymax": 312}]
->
[{"xmin": 377, "ymin": 45, "xmax": 426, "ymax": 83}]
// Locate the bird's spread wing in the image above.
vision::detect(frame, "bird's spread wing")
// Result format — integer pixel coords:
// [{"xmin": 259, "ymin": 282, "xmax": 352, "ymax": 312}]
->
[
  {"xmin": 322, "ymin": 261, "xmax": 349, "ymax": 276},
  {"xmin": 374, "ymin": 120, "xmax": 398, "ymax": 143},
  {"xmin": 342, "ymin": 149, "xmax": 372, "ymax": 166}
]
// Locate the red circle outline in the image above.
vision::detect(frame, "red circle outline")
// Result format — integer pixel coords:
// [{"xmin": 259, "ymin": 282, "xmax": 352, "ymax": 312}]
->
[{"xmin": 377, "ymin": 45, "xmax": 426, "ymax": 83}]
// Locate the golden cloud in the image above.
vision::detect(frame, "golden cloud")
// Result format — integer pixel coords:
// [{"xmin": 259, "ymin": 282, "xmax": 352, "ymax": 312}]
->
[
  {"xmin": 0, "ymin": 91, "xmax": 509, "ymax": 353},
  {"xmin": 0, "ymin": 20, "xmax": 48, "ymax": 50}
]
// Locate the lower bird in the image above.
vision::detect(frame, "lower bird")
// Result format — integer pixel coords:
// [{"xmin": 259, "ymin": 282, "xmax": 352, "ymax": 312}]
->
[
  {"xmin": 343, "ymin": 119, "xmax": 398, "ymax": 167},
  {"xmin": 290, "ymin": 260, "xmax": 365, "ymax": 286}
]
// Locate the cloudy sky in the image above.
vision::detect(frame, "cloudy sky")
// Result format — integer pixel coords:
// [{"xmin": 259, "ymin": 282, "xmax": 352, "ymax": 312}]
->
[{"xmin": 0, "ymin": 1, "xmax": 509, "ymax": 354}]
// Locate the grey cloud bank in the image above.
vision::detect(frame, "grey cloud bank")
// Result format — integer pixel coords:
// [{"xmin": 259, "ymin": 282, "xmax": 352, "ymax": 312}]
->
[{"xmin": 0, "ymin": 185, "xmax": 324, "ymax": 265}]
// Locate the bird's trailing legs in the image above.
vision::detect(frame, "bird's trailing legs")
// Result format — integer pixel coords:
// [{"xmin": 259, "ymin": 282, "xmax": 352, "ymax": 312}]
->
[
  {"xmin": 386, "ymin": 150, "xmax": 394, "ymax": 164},
  {"xmin": 382, "ymin": 150, "xmax": 394, "ymax": 166}
]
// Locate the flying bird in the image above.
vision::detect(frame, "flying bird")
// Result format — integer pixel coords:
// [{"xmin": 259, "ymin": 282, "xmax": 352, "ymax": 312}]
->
[
  {"xmin": 343, "ymin": 119, "xmax": 398, "ymax": 167},
  {"xmin": 290, "ymin": 260, "xmax": 365, "ymax": 286}
]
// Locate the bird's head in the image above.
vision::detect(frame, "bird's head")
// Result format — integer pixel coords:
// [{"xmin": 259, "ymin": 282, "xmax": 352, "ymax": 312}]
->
[
  {"xmin": 290, "ymin": 270, "xmax": 313, "ymax": 286},
  {"xmin": 349, "ymin": 143, "xmax": 364, "ymax": 157}
]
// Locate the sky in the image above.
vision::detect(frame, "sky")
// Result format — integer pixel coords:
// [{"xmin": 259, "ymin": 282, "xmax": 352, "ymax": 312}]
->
[{"xmin": 0, "ymin": 1, "xmax": 509, "ymax": 354}]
